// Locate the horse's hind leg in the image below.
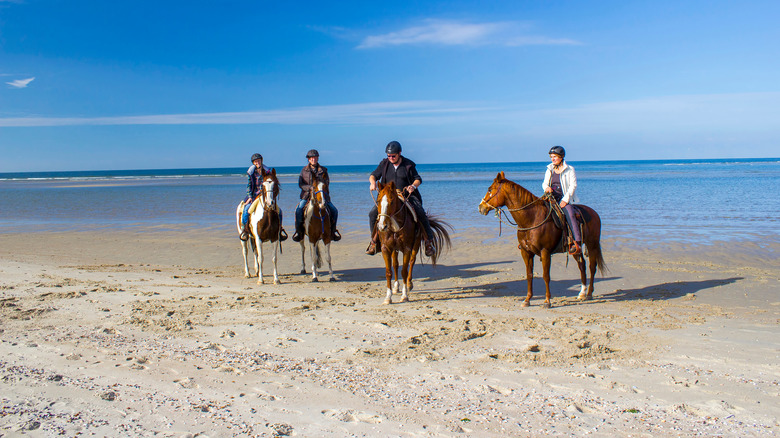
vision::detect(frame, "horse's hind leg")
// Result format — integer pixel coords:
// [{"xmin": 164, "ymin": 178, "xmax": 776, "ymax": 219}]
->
[
  {"xmin": 520, "ymin": 249, "xmax": 534, "ymax": 307},
  {"xmin": 256, "ymin": 238, "xmax": 265, "ymax": 285},
  {"xmin": 540, "ymin": 249, "xmax": 552, "ymax": 308},
  {"xmin": 309, "ymin": 241, "xmax": 319, "ymax": 282},
  {"xmin": 241, "ymin": 240, "xmax": 252, "ymax": 278},
  {"xmin": 391, "ymin": 251, "xmax": 400, "ymax": 295},
  {"xmin": 299, "ymin": 241, "xmax": 307, "ymax": 275},
  {"xmin": 399, "ymin": 251, "xmax": 412, "ymax": 303},
  {"xmin": 576, "ymin": 254, "xmax": 589, "ymax": 300}
]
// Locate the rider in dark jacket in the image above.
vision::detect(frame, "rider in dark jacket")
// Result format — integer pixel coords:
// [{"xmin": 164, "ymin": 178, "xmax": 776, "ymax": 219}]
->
[
  {"xmin": 292, "ymin": 149, "xmax": 340, "ymax": 242},
  {"xmin": 366, "ymin": 141, "xmax": 435, "ymax": 257}
]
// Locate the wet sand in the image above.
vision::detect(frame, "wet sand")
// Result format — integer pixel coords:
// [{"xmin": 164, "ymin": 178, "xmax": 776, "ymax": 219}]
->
[{"xmin": 0, "ymin": 228, "xmax": 778, "ymax": 436}]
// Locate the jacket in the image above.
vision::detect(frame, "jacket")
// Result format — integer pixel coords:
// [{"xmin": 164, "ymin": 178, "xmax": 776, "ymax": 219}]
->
[
  {"xmin": 542, "ymin": 161, "xmax": 579, "ymax": 204},
  {"xmin": 370, "ymin": 156, "xmax": 422, "ymax": 201},
  {"xmin": 298, "ymin": 164, "xmax": 330, "ymax": 201},
  {"xmin": 245, "ymin": 164, "xmax": 270, "ymax": 200}
]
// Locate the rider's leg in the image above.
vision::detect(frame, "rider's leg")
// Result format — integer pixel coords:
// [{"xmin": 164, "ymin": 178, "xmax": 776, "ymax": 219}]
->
[
  {"xmin": 240, "ymin": 202, "xmax": 252, "ymax": 240},
  {"xmin": 327, "ymin": 201, "xmax": 341, "ymax": 241},
  {"xmin": 292, "ymin": 199, "xmax": 306, "ymax": 242},
  {"xmin": 562, "ymin": 204, "xmax": 582, "ymax": 254},
  {"xmin": 366, "ymin": 205, "xmax": 379, "ymax": 255}
]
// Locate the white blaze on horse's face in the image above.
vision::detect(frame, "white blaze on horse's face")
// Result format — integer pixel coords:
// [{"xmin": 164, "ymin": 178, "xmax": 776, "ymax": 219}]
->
[
  {"xmin": 377, "ymin": 193, "xmax": 390, "ymax": 232},
  {"xmin": 314, "ymin": 182, "xmax": 327, "ymax": 208},
  {"xmin": 263, "ymin": 179, "xmax": 276, "ymax": 207}
]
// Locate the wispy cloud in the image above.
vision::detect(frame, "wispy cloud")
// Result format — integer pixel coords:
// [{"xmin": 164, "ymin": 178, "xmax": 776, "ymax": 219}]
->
[
  {"xmin": 0, "ymin": 101, "xmax": 495, "ymax": 127},
  {"xmin": 357, "ymin": 19, "xmax": 581, "ymax": 49},
  {"xmin": 6, "ymin": 77, "xmax": 35, "ymax": 89}
]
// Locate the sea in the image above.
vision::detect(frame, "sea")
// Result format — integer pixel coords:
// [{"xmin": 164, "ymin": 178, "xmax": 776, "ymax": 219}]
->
[{"xmin": 1, "ymin": 159, "xmax": 778, "ymax": 249}]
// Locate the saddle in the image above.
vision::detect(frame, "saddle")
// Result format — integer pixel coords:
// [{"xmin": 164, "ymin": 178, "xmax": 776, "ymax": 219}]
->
[
  {"xmin": 545, "ymin": 195, "xmax": 584, "ymax": 255},
  {"xmin": 395, "ymin": 190, "xmax": 418, "ymax": 223}
]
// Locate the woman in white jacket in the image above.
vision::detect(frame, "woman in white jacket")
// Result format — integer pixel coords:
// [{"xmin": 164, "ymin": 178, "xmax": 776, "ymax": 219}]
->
[{"xmin": 542, "ymin": 146, "xmax": 582, "ymax": 255}]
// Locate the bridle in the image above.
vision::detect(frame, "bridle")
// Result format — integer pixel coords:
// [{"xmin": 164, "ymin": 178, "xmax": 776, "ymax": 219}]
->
[
  {"xmin": 376, "ymin": 188, "xmax": 411, "ymax": 231},
  {"xmin": 481, "ymin": 181, "xmax": 553, "ymax": 233},
  {"xmin": 259, "ymin": 179, "xmax": 278, "ymax": 211}
]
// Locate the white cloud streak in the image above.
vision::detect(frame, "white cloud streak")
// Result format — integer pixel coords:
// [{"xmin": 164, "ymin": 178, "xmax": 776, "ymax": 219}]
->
[
  {"xmin": 6, "ymin": 77, "xmax": 35, "ymax": 88},
  {"xmin": 357, "ymin": 19, "xmax": 581, "ymax": 49}
]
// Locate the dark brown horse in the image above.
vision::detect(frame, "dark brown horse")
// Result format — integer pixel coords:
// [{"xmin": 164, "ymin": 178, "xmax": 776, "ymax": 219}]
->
[
  {"xmin": 478, "ymin": 171, "xmax": 606, "ymax": 307},
  {"xmin": 375, "ymin": 181, "xmax": 452, "ymax": 304},
  {"xmin": 235, "ymin": 169, "xmax": 283, "ymax": 284},
  {"xmin": 298, "ymin": 175, "xmax": 334, "ymax": 282}
]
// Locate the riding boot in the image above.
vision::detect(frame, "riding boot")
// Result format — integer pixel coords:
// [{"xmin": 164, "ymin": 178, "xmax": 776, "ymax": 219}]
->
[
  {"xmin": 331, "ymin": 229, "xmax": 341, "ymax": 241},
  {"xmin": 424, "ymin": 238, "xmax": 436, "ymax": 257},
  {"xmin": 279, "ymin": 227, "xmax": 288, "ymax": 241},
  {"xmin": 292, "ymin": 222, "xmax": 304, "ymax": 242},
  {"xmin": 239, "ymin": 223, "xmax": 250, "ymax": 241},
  {"xmin": 365, "ymin": 230, "xmax": 379, "ymax": 255},
  {"xmin": 569, "ymin": 241, "xmax": 582, "ymax": 256}
]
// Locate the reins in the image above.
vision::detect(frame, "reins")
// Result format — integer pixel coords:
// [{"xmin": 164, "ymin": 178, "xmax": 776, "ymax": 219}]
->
[{"xmin": 483, "ymin": 187, "xmax": 554, "ymax": 236}]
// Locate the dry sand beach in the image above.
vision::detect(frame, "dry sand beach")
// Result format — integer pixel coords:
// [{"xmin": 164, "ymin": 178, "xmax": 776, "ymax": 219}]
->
[{"xmin": 0, "ymin": 227, "xmax": 778, "ymax": 437}]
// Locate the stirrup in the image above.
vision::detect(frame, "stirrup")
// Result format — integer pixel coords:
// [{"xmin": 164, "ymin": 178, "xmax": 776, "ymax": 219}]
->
[
  {"xmin": 292, "ymin": 231, "xmax": 303, "ymax": 242},
  {"xmin": 568, "ymin": 241, "xmax": 582, "ymax": 255},
  {"xmin": 239, "ymin": 225, "xmax": 249, "ymax": 241},
  {"xmin": 424, "ymin": 240, "xmax": 436, "ymax": 257},
  {"xmin": 279, "ymin": 228, "xmax": 288, "ymax": 241},
  {"xmin": 365, "ymin": 241, "xmax": 378, "ymax": 255},
  {"xmin": 331, "ymin": 229, "xmax": 341, "ymax": 241}
]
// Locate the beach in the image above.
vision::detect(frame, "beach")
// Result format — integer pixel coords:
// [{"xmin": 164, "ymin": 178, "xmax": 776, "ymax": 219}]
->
[{"xmin": 1, "ymin": 226, "xmax": 778, "ymax": 436}]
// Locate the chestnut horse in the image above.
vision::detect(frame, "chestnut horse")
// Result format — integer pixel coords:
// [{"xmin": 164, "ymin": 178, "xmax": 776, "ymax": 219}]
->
[
  {"xmin": 299, "ymin": 176, "xmax": 334, "ymax": 282},
  {"xmin": 235, "ymin": 169, "xmax": 283, "ymax": 284},
  {"xmin": 478, "ymin": 171, "xmax": 606, "ymax": 307},
  {"xmin": 375, "ymin": 181, "xmax": 452, "ymax": 304}
]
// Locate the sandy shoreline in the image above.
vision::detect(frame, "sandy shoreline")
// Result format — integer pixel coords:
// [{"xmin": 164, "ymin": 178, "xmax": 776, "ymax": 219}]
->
[{"xmin": 0, "ymin": 228, "xmax": 778, "ymax": 436}]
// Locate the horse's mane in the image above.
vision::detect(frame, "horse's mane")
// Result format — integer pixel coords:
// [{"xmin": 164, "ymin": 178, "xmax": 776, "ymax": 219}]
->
[{"xmin": 499, "ymin": 177, "xmax": 538, "ymax": 206}]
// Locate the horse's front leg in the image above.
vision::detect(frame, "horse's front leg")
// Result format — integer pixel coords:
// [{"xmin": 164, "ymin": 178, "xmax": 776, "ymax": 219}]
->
[
  {"xmin": 391, "ymin": 251, "xmax": 400, "ymax": 295},
  {"xmin": 241, "ymin": 240, "xmax": 252, "ymax": 278},
  {"xmin": 382, "ymin": 249, "xmax": 394, "ymax": 304},
  {"xmin": 309, "ymin": 241, "xmax": 319, "ymax": 282},
  {"xmin": 272, "ymin": 239, "xmax": 281, "ymax": 285},
  {"xmin": 325, "ymin": 242, "xmax": 335, "ymax": 282},
  {"xmin": 299, "ymin": 241, "xmax": 306, "ymax": 275},
  {"xmin": 255, "ymin": 236, "xmax": 265, "ymax": 285},
  {"xmin": 540, "ymin": 249, "xmax": 552, "ymax": 308},
  {"xmin": 520, "ymin": 249, "xmax": 534, "ymax": 307},
  {"xmin": 399, "ymin": 250, "xmax": 413, "ymax": 303}
]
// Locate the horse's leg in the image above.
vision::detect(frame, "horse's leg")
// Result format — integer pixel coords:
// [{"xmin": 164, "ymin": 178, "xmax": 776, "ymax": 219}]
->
[
  {"xmin": 576, "ymin": 254, "xmax": 588, "ymax": 300},
  {"xmin": 325, "ymin": 242, "xmax": 335, "ymax": 282},
  {"xmin": 520, "ymin": 249, "xmax": 534, "ymax": 307},
  {"xmin": 541, "ymin": 249, "xmax": 552, "ymax": 308},
  {"xmin": 310, "ymin": 241, "xmax": 319, "ymax": 282},
  {"xmin": 299, "ymin": 240, "xmax": 306, "ymax": 275},
  {"xmin": 241, "ymin": 240, "xmax": 252, "ymax": 278},
  {"xmin": 255, "ymin": 235, "xmax": 265, "ymax": 285},
  {"xmin": 391, "ymin": 251, "xmax": 400, "ymax": 295},
  {"xmin": 382, "ymin": 249, "xmax": 394, "ymax": 305},
  {"xmin": 272, "ymin": 238, "xmax": 280, "ymax": 285},
  {"xmin": 400, "ymin": 250, "xmax": 412, "ymax": 303}
]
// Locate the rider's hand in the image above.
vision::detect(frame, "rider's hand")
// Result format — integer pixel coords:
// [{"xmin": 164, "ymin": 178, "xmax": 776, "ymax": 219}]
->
[
  {"xmin": 370, "ymin": 181, "xmax": 376, "ymax": 191},
  {"xmin": 406, "ymin": 185, "xmax": 416, "ymax": 194},
  {"xmin": 559, "ymin": 201, "xmax": 567, "ymax": 208},
  {"xmin": 544, "ymin": 187, "xmax": 552, "ymax": 194}
]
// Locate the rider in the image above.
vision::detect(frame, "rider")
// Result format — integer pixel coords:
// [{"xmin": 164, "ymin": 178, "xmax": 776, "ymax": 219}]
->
[
  {"xmin": 292, "ymin": 149, "xmax": 341, "ymax": 242},
  {"xmin": 240, "ymin": 153, "xmax": 288, "ymax": 241},
  {"xmin": 367, "ymin": 141, "xmax": 436, "ymax": 257},
  {"xmin": 542, "ymin": 145, "xmax": 581, "ymax": 255}
]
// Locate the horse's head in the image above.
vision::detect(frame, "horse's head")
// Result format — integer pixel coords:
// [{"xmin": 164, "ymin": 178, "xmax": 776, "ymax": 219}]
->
[
  {"xmin": 478, "ymin": 171, "xmax": 508, "ymax": 215},
  {"xmin": 309, "ymin": 175, "xmax": 328, "ymax": 209},
  {"xmin": 261, "ymin": 169, "xmax": 279, "ymax": 209},
  {"xmin": 376, "ymin": 181, "xmax": 402, "ymax": 232}
]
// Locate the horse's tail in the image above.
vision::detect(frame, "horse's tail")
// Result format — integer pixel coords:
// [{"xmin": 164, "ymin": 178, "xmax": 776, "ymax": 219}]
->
[
  {"xmin": 582, "ymin": 206, "xmax": 608, "ymax": 275},
  {"xmin": 589, "ymin": 240, "xmax": 608, "ymax": 275},
  {"xmin": 426, "ymin": 213, "xmax": 453, "ymax": 266}
]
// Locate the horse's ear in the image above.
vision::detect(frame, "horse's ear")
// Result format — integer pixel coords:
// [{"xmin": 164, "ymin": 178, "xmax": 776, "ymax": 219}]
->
[
  {"xmin": 376, "ymin": 182, "xmax": 384, "ymax": 192},
  {"xmin": 270, "ymin": 168, "xmax": 276, "ymax": 177},
  {"xmin": 497, "ymin": 171, "xmax": 505, "ymax": 180},
  {"xmin": 387, "ymin": 181, "xmax": 396, "ymax": 191}
]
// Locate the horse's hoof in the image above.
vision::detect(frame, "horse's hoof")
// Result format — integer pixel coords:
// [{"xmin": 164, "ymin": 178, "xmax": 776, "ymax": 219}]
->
[
  {"xmin": 244, "ymin": 274, "xmax": 251, "ymax": 279},
  {"xmin": 300, "ymin": 269, "xmax": 306, "ymax": 275},
  {"xmin": 542, "ymin": 301, "xmax": 551, "ymax": 309},
  {"xmin": 329, "ymin": 277, "xmax": 336, "ymax": 282},
  {"xmin": 521, "ymin": 300, "xmax": 530, "ymax": 308},
  {"xmin": 383, "ymin": 298, "xmax": 392, "ymax": 305},
  {"xmin": 401, "ymin": 296, "xmax": 409, "ymax": 303},
  {"xmin": 311, "ymin": 278, "xmax": 318, "ymax": 283},
  {"xmin": 274, "ymin": 279, "xmax": 281, "ymax": 285},
  {"xmin": 577, "ymin": 293, "xmax": 589, "ymax": 301},
  {"xmin": 257, "ymin": 280, "xmax": 264, "ymax": 285}
]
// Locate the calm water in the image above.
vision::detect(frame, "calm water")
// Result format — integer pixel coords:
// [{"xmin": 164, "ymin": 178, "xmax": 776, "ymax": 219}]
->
[{"xmin": 1, "ymin": 159, "xmax": 778, "ymax": 248}]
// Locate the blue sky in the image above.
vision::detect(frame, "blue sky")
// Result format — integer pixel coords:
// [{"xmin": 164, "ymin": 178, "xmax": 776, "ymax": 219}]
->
[{"xmin": 1, "ymin": 0, "xmax": 778, "ymax": 171}]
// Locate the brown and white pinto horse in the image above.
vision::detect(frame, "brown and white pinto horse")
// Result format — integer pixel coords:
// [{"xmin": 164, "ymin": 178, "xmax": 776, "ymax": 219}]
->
[
  {"xmin": 299, "ymin": 176, "xmax": 334, "ymax": 282},
  {"xmin": 235, "ymin": 169, "xmax": 283, "ymax": 284},
  {"xmin": 375, "ymin": 181, "xmax": 452, "ymax": 304},
  {"xmin": 478, "ymin": 171, "xmax": 606, "ymax": 307}
]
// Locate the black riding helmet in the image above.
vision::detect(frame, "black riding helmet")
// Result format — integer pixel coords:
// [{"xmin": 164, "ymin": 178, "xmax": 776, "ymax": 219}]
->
[
  {"xmin": 250, "ymin": 153, "xmax": 263, "ymax": 162},
  {"xmin": 385, "ymin": 141, "xmax": 402, "ymax": 155},
  {"xmin": 548, "ymin": 146, "xmax": 565, "ymax": 158},
  {"xmin": 306, "ymin": 149, "xmax": 319, "ymax": 158}
]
